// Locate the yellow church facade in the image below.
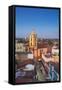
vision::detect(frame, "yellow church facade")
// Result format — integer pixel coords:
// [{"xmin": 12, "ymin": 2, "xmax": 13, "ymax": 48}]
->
[{"xmin": 29, "ymin": 31, "xmax": 42, "ymax": 61}]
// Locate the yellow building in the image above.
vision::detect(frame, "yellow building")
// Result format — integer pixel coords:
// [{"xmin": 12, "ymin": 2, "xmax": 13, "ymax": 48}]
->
[
  {"xmin": 33, "ymin": 48, "xmax": 42, "ymax": 60},
  {"xmin": 29, "ymin": 31, "xmax": 42, "ymax": 61},
  {"xmin": 29, "ymin": 31, "xmax": 37, "ymax": 49}
]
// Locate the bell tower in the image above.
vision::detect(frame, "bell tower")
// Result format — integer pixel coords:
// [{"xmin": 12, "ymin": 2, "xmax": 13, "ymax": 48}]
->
[{"xmin": 29, "ymin": 31, "xmax": 37, "ymax": 49}]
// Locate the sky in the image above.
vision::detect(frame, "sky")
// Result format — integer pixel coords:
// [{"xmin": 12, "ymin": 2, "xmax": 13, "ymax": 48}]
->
[{"xmin": 16, "ymin": 7, "xmax": 59, "ymax": 39}]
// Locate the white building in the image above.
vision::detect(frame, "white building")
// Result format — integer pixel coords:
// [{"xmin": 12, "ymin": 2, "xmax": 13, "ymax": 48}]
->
[
  {"xmin": 16, "ymin": 42, "xmax": 26, "ymax": 52},
  {"xmin": 52, "ymin": 46, "xmax": 59, "ymax": 55},
  {"xmin": 27, "ymin": 53, "xmax": 33, "ymax": 59}
]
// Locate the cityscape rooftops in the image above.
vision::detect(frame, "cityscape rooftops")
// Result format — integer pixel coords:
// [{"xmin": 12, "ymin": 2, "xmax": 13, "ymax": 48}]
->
[{"xmin": 16, "ymin": 52, "xmax": 32, "ymax": 54}]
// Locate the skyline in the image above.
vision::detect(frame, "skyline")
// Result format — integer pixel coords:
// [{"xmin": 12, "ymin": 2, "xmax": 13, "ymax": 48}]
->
[{"xmin": 16, "ymin": 7, "xmax": 59, "ymax": 39}]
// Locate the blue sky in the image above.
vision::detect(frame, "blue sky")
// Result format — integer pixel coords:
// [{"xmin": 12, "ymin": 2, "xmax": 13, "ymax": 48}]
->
[{"xmin": 16, "ymin": 7, "xmax": 59, "ymax": 39}]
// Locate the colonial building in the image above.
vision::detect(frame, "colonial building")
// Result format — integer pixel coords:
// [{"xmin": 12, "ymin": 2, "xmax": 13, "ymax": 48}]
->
[
  {"xmin": 52, "ymin": 45, "xmax": 59, "ymax": 55},
  {"xmin": 29, "ymin": 31, "xmax": 37, "ymax": 49},
  {"xmin": 15, "ymin": 41, "xmax": 26, "ymax": 52},
  {"xmin": 28, "ymin": 31, "xmax": 42, "ymax": 61}
]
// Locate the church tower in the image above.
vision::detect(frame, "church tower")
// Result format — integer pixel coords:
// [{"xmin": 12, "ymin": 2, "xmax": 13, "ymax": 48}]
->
[{"xmin": 29, "ymin": 31, "xmax": 37, "ymax": 49}]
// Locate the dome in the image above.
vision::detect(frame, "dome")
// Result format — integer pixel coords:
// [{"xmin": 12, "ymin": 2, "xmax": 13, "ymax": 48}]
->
[{"xmin": 31, "ymin": 31, "xmax": 36, "ymax": 35}]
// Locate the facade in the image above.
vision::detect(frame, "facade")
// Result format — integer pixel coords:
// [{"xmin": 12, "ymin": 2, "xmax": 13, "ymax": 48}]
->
[
  {"xmin": 28, "ymin": 31, "xmax": 42, "ymax": 60},
  {"xmin": 16, "ymin": 42, "xmax": 26, "ymax": 52},
  {"xmin": 52, "ymin": 45, "xmax": 59, "ymax": 55},
  {"xmin": 33, "ymin": 48, "xmax": 42, "ymax": 60},
  {"xmin": 29, "ymin": 31, "xmax": 37, "ymax": 49},
  {"xmin": 42, "ymin": 48, "xmax": 48, "ymax": 55}
]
